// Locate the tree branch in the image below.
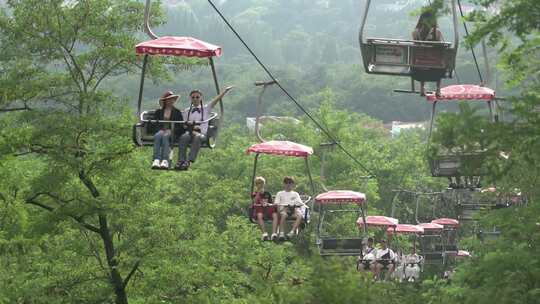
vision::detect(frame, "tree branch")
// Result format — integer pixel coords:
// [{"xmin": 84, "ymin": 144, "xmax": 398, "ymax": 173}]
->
[
  {"xmin": 122, "ymin": 260, "xmax": 141, "ymax": 288},
  {"xmin": 25, "ymin": 192, "xmax": 100, "ymax": 233}
]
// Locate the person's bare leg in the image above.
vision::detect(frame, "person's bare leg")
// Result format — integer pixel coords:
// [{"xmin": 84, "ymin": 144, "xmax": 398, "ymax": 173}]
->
[
  {"xmin": 256, "ymin": 213, "xmax": 266, "ymax": 233},
  {"xmin": 291, "ymin": 211, "xmax": 303, "ymax": 233},
  {"xmin": 271, "ymin": 212, "xmax": 278, "ymax": 235},
  {"xmin": 436, "ymin": 80, "xmax": 441, "ymax": 96},
  {"xmin": 279, "ymin": 211, "xmax": 288, "ymax": 235},
  {"xmin": 420, "ymin": 81, "xmax": 426, "ymax": 96}
]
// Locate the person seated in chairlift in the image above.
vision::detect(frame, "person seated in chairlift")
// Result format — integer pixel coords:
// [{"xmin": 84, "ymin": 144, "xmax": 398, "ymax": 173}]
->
[
  {"xmin": 404, "ymin": 247, "xmax": 423, "ymax": 282},
  {"xmin": 274, "ymin": 176, "xmax": 304, "ymax": 240},
  {"xmin": 357, "ymin": 237, "xmax": 377, "ymax": 274},
  {"xmin": 391, "ymin": 249, "xmax": 405, "ymax": 281},
  {"xmin": 175, "ymin": 86, "xmax": 234, "ymax": 170},
  {"xmin": 412, "ymin": 10, "xmax": 444, "ymax": 97},
  {"xmin": 251, "ymin": 176, "xmax": 279, "ymax": 241},
  {"xmin": 374, "ymin": 239, "xmax": 397, "ymax": 281},
  {"xmin": 151, "ymin": 91, "xmax": 185, "ymax": 169}
]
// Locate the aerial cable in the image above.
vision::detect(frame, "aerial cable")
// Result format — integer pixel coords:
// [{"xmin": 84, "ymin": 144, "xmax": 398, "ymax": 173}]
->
[
  {"xmin": 457, "ymin": 0, "xmax": 484, "ymax": 85},
  {"xmin": 206, "ymin": 0, "xmax": 376, "ymax": 178}
]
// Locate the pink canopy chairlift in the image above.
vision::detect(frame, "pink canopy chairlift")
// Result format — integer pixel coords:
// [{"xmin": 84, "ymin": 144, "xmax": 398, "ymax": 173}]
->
[
  {"xmin": 426, "ymin": 84, "xmax": 497, "ymax": 185},
  {"xmin": 133, "ymin": 0, "xmax": 224, "ymax": 150},
  {"xmin": 246, "ymin": 141, "xmax": 315, "ymax": 234},
  {"xmin": 314, "ymin": 190, "xmax": 367, "ymax": 256}
]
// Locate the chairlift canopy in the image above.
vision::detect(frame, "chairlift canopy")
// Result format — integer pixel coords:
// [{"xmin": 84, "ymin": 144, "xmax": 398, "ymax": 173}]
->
[
  {"xmin": 135, "ymin": 36, "xmax": 222, "ymax": 58},
  {"xmin": 357, "ymin": 215, "xmax": 398, "ymax": 228},
  {"xmin": 431, "ymin": 218, "xmax": 460, "ymax": 227},
  {"xmin": 457, "ymin": 250, "xmax": 471, "ymax": 257},
  {"xmin": 247, "ymin": 140, "xmax": 314, "ymax": 158},
  {"xmin": 426, "ymin": 85, "xmax": 495, "ymax": 102},
  {"xmin": 315, "ymin": 190, "xmax": 366, "ymax": 205},
  {"xmin": 418, "ymin": 222, "xmax": 444, "ymax": 231},
  {"xmin": 387, "ymin": 224, "xmax": 424, "ymax": 235}
]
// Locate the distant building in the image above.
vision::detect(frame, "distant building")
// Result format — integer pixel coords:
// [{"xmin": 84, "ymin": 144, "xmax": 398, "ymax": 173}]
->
[
  {"xmin": 246, "ymin": 116, "xmax": 301, "ymax": 133},
  {"xmin": 384, "ymin": 121, "xmax": 427, "ymax": 138}
]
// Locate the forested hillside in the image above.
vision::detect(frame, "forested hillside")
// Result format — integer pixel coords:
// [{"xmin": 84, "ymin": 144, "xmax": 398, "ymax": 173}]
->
[{"xmin": 0, "ymin": 0, "xmax": 539, "ymax": 304}]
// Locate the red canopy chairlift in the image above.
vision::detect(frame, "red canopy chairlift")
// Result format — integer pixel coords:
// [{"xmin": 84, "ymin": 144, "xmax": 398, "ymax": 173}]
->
[
  {"xmin": 431, "ymin": 218, "xmax": 460, "ymax": 254},
  {"xmin": 426, "ymin": 84, "xmax": 497, "ymax": 184},
  {"xmin": 417, "ymin": 222, "xmax": 446, "ymax": 264},
  {"xmin": 133, "ymin": 1, "xmax": 224, "ymax": 150},
  {"xmin": 246, "ymin": 141, "xmax": 316, "ymax": 233},
  {"xmin": 315, "ymin": 190, "xmax": 367, "ymax": 256}
]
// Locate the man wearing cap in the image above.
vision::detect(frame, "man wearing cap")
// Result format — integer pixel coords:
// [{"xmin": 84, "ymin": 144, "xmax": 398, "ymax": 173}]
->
[
  {"xmin": 150, "ymin": 91, "xmax": 185, "ymax": 169},
  {"xmin": 175, "ymin": 86, "xmax": 233, "ymax": 170}
]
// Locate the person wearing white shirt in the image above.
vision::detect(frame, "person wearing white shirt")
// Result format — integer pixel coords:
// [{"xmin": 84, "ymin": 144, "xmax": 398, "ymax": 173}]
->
[
  {"xmin": 175, "ymin": 86, "xmax": 233, "ymax": 170},
  {"xmin": 374, "ymin": 239, "xmax": 396, "ymax": 281},
  {"xmin": 273, "ymin": 176, "xmax": 303, "ymax": 240},
  {"xmin": 357, "ymin": 237, "xmax": 377, "ymax": 274},
  {"xmin": 404, "ymin": 248, "xmax": 423, "ymax": 282}
]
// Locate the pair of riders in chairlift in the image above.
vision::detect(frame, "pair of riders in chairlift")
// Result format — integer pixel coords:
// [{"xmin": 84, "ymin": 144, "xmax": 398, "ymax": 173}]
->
[
  {"xmin": 357, "ymin": 238, "xmax": 422, "ymax": 282},
  {"xmin": 412, "ymin": 11, "xmax": 444, "ymax": 97},
  {"xmin": 150, "ymin": 86, "xmax": 233, "ymax": 170},
  {"xmin": 251, "ymin": 176, "xmax": 307, "ymax": 241}
]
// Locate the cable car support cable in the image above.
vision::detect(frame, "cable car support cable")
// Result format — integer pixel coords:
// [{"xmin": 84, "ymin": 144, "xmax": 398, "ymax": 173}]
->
[{"xmin": 207, "ymin": 0, "xmax": 375, "ymax": 178}]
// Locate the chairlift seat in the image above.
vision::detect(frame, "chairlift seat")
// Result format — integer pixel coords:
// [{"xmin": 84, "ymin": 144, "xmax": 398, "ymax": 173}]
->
[
  {"xmin": 133, "ymin": 110, "xmax": 218, "ymax": 148},
  {"xmin": 320, "ymin": 238, "xmax": 363, "ymax": 256},
  {"xmin": 362, "ymin": 38, "xmax": 454, "ymax": 79},
  {"xmin": 429, "ymin": 153, "xmax": 487, "ymax": 177}
]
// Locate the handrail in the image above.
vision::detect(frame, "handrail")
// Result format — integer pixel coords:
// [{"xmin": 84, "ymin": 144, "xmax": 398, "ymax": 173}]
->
[
  {"xmin": 140, "ymin": 111, "xmax": 218, "ymax": 124},
  {"xmin": 367, "ymin": 37, "xmax": 451, "ymax": 46}
]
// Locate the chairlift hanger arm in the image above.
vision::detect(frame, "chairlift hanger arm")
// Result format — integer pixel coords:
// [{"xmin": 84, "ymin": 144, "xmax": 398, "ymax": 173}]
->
[{"xmin": 144, "ymin": 0, "xmax": 158, "ymax": 39}]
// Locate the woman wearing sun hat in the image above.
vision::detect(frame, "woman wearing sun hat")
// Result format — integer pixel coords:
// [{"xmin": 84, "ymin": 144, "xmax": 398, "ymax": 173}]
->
[{"xmin": 150, "ymin": 90, "xmax": 185, "ymax": 169}]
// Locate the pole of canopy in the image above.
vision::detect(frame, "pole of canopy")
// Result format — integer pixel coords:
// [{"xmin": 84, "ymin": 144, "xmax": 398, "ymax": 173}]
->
[
  {"xmin": 428, "ymin": 101, "xmax": 437, "ymax": 144},
  {"xmin": 305, "ymin": 157, "xmax": 315, "ymax": 197},
  {"xmin": 136, "ymin": 55, "xmax": 149, "ymax": 117},
  {"xmin": 250, "ymin": 154, "xmax": 260, "ymax": 197},
  {"xmin": 144, "ymin": 0, "xmax": 158, "ymax": 39},
  {"xmin": 208, "ymin": 57, "xmax": 223, "ymax": 119}
]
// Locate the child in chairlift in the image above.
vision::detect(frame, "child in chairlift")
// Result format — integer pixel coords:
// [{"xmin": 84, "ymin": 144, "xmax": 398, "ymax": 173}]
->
[{"xmin": 251, "ymin": 176, "xmax": 278, "ymax": 241}]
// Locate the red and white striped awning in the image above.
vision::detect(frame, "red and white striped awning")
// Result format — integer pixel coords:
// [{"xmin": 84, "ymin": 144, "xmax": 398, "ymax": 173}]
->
[
  {"xmin": 431, "ymin": 218, "xmax": 460, "ymax": 227},
  {"xmin": 387, "ymin": 224, "xmax": 424, "ymax": 235},
  {"xmin": 426, "ymin": 85, "xmax": 495, "ymax": 102},
  {"xmin": 247, "ymin": 140, "xmax": 313, "ymax": 158},
  {"xmin": 357, "ymin": 216, "xmax": 398, "ymax": 228},
  {"xmin": 135, "ymin": 36, "xmax": 222, "ymax": 58},
  {"xmin": 315, "ymin": 190, "xmax": 366, "ymax": 205},
  {"xmin": 418, "ymin": 222, "xmax": 444, "ymax": 231}
]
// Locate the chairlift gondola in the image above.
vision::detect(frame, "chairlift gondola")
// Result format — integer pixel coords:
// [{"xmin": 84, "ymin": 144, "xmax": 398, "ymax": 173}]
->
[
  {"xmin": 417, "ymin": 222, "xmax": 445, "ymax": 264},
  {"xmin": 315, "ymin": 190, "xmax": 367, "ymax": 256},
  {"xmin": 386, "ymin": 224, "xmax": 425, "ymax": 282},
  {"xmin": 358, "ymin": 0, "xmax": 460, "ymax": 94},
  {"xmin": 426, "ymin": 84, "xmax": 497, "ymax": 183},
  {"xmin": 133, "ymin": 1, "xmax": 224, "ymax": 153},
  {"xmin": 431, "ymin": 218, "xmax": 459, "ymax": 253},
  {"xmin": 246, "ymin": 141, "xmax": 316, "ymax": 237}
]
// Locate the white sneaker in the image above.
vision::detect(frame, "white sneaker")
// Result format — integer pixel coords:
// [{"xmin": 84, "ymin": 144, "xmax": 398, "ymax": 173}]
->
[
  {"xmin": 261, "ymin": 233, "xmax": 269, "ymax": 241},
  {"xmin": 287, "ymin": 231, "xmax": 295, "ymax": 238},
  {"xmin": 270, "ymin": 233, "xmax": 278, "ymax": 241},
  {"xmin": 278, "ymin": 232, "xmax": 286, "ymax": 241},
  {"xmin": 151, "ymin": 159, "xmax": 161, "ymax": 169},
  {"xmin": 160, "ymin": 160, "xmax": 169, "ymax": 169}
]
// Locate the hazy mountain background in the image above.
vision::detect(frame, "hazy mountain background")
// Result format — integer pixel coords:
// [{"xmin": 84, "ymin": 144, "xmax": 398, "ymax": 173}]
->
[{"xmin": 118, "ymin": 0, "xmax": 500, "ymax": 124}]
